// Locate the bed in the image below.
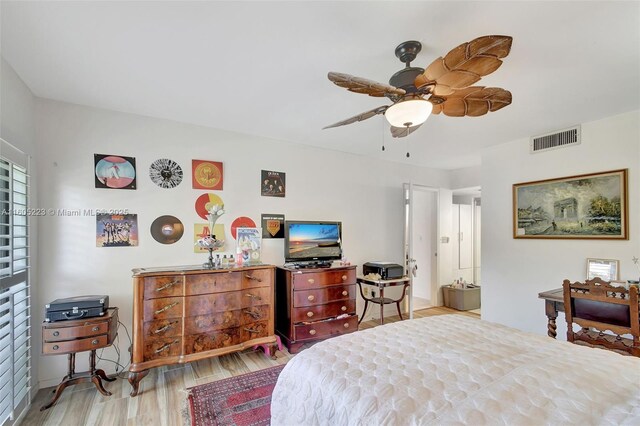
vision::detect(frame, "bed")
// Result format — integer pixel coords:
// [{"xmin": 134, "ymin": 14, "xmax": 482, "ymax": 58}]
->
[{"xmin": 271, "ymin": 315, "xmax": 640, "ymax": 425}]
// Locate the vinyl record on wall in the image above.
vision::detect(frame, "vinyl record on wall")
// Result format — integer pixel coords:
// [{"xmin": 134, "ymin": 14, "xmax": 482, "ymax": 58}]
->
[
  {"xmin": 150, "ymin": 215, "xmax": 184, "ymax": 244},
  {"xmin": 230, "ymin": 216, "xmax": 257, "ymax": 239},
  {"xmin": 194, "ymin": 193, "xmax": 224, "ymax": 220},
  {"xmin": 149, "ymin": 158, "xmax": 183, "ymax": 189}
]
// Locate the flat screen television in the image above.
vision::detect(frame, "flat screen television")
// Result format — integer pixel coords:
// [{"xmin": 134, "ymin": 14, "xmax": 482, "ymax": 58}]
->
[{"xmin": 284, "ymin": 221, "xmax": 342, "ymax": 265}]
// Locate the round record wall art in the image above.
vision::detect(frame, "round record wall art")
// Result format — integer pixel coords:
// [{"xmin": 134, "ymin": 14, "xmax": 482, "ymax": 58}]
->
[
  {"xmin": 149, "ymin": 158, "xmax": 183, "ymax": 189},
  {"xmin": 195, "ymin": 193, "xmax": 224, "ymax": 220},
  {"xmin": 230, "ymin": 216, "xmax": 256, "ymax": 239},
  {"xmin": 150, "ymin": 215, "xmax": 184, "ymax": 244}
]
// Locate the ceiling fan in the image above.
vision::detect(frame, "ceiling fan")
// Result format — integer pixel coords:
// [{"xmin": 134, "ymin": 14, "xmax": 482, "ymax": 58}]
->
[{"xmin": 324, "ymin": 35, "xmax": 513, "ymax": 153}]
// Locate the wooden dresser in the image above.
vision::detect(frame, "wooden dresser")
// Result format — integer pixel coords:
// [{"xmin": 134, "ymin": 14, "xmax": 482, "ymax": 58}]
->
[
  {"xmin": 129, "ymin": 265, "xmax": 277, "ymax": 396},
  {"xmin": 275, "ymin": 265, "xmax": 358, "ymax": 353}
]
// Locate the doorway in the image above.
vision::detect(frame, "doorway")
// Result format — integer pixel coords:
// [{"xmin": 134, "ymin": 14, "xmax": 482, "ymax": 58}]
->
[{"xmin": 403, "ymin": 183, "xmax": 439, "ymax": 318}]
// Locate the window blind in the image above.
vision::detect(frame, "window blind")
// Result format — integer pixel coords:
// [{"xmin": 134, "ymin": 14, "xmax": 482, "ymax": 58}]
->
[{"xmin": 0, "ymin": 142, "xmax": 31, "ymax": 425}]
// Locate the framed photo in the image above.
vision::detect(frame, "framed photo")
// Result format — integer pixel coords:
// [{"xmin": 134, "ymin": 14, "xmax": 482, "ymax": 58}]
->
[
  {"xmin": 586, "ymin": 258, "xmax": 619, "ymax": 282},
  {"xmin": 513, "ymin": 169, "xmax": 628, "ymax": 239},
  {"xmin": 96, "ymin": 213, "xmax": 138, "ymax": 247},
  {"xmin": 94, "ymin": 154, "xmax": 136, "ymax": 189},
  {"xmin": 261, "ymin": 170, "xmax": 285, "ymax": 197}
]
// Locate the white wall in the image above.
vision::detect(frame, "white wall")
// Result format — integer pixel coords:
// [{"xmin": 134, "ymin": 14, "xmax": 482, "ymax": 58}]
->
[
  {"xmin": 482, "ymin": 111, "xmax": 640, "ymax": 337},
  {"xmin": 0, "ymin": 57, "xmax": 38, "ymax": 418},
  {"xmin": 34, "ymin": 98, "xmax": 450, "ymax": 386}
]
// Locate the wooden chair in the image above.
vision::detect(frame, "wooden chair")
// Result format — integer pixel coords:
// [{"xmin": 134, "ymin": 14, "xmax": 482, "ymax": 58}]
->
[{"xmin": 563, "ymin": 277, "xmax": 639, "ymax": 357}]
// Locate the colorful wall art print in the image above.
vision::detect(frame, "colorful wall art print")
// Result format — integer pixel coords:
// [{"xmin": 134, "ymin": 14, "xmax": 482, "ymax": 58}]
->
[
  {"xmin": 513, "ymin": 169, "xmax": 628, "ymax": 239},
  {"xmin": 261, "ymin": 214, "xmax": 285, "ymax": 238},
  {"xmin": 94, "ymin": 154, "xmax": 136, "ymax": 189},
  {"xmin": 261, "ymin": 170, "xmax": 285, "ymax": 197},
  {"xmin": 96, "ymin": 214, "xmax": 138, "ymax": 247},
  {"xmin": 194, "ymin": 223, "xmax": 225, "ymax": 253},
  {"xmin": 237, "ymin": 227, "xmax": 262, "ymax": 264},
  {"xmin": 192, "ymin": 160, "xmax": 223, "ymax": 190},
  {"xmin": 194, "ymin": 193, "xmax": 225, "ymax": 221}
]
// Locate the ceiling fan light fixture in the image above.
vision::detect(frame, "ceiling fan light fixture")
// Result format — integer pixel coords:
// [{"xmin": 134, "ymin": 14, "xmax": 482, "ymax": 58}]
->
[{"xmin": 384, "ymin": 99, "xmax": 432, "ymax": 128}]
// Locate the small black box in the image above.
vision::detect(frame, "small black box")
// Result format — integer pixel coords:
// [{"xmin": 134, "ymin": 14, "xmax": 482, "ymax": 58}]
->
[
  {"xmin": 45, "ymin": 295, "xmax": 109, "ymax": 322},
  {"xmin": 363, "ymin": 262, "xmax": 404, "ymax": 280}
]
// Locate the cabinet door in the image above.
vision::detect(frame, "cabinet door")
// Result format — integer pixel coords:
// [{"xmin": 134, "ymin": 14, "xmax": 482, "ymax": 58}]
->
[{"xmin": 458, "ymin": 204, "xmax": 473, "ymax": 269}]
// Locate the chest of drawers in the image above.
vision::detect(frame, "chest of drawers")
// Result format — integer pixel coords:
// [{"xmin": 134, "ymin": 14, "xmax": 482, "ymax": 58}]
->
[
  {"xmin": 275, "ymin": 265, "xmax": 357, "ymax": 353},
  {"xmin": 128, "ymin": 265, "xmax": 276, "ymax": 396}
]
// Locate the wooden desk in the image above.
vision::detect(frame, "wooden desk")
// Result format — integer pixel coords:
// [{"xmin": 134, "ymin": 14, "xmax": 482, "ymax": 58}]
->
[
  {"xmin": 539, "ymin": 288, "xmax": 565, "ymax": 339},
  {"xmin": 357, "ymin": 276, "xmax": 410, "ymax": 325},
  {"xmin": 41, "ymin": 308, "xmax": 118, "ymax": 410}
]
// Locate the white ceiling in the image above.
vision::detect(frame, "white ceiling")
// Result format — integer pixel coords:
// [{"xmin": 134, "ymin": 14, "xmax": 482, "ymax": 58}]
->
[{"xmin": 2, "ymin": 1, "xmax": 639, "ymax": 170}]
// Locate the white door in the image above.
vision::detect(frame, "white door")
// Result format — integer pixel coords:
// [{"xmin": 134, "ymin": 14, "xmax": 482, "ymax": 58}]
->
[{"xmin": 404, "ymin": 183, "xmax": 439, "ymax": 318}]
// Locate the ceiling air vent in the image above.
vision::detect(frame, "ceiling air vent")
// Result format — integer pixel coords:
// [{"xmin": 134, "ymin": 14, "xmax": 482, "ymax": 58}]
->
[{"xmin": 530, "ymin": 125, "xmax": 581, "ymax": 153}]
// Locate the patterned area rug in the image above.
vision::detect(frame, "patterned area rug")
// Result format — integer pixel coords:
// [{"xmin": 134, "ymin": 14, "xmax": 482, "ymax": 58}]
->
[{"xmin": 188, "ymin": 365, "xmax": 285, "ymax": 426}]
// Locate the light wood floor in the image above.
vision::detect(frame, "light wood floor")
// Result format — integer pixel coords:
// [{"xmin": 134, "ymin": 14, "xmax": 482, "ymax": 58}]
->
[{"xmin": 20, "ymin": 307, "xmax": 478, "ymax": 426}]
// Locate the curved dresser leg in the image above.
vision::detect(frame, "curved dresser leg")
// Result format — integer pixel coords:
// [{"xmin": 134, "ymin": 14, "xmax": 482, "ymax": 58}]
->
[{"xmin": 128, "ymin": 370, "xmax": 149, "ymax": 397}]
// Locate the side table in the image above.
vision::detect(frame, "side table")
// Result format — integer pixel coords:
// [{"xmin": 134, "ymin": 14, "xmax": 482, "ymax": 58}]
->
[
  {"xmin": 41, "ymin": 307, "xmax": 118, "ymax": 410},
  {"xmin": 357, "ymin": 276, "xmax": 410, "ymax": 325}
]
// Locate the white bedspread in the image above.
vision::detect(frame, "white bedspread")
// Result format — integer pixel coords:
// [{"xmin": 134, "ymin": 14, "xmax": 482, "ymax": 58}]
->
[{"xmin": 271, "ymin": 315, "xmax": 640, "ymax": 425}]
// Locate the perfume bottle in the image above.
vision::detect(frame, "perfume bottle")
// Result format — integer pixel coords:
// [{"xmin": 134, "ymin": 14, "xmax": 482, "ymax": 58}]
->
[
  {"xmin": 229, "ymin": 255, "xmax": 236, "ymax": 267},
  {"xmin": 222, "ymin": 255, "xmax": 229, "ymax": 268},
  {"xmin": 215, "ymin": 254, "xmax": 221, "ymax": 268}
]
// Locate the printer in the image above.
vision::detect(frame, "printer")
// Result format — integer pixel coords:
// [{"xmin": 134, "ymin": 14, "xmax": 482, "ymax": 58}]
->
[{"xmin": 362, "ymin": 262, "xmax": 404, "ymax": 280}]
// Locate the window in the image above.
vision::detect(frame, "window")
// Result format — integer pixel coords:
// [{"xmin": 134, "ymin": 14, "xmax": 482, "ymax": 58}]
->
[{"xmin": 0, "ymin": 139, "xmax": 31, "ymax": 425}]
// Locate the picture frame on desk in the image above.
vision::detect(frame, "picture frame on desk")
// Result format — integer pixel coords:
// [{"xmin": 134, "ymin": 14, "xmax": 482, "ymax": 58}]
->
[{"xmin": 586, "ymin": 258, "xmax": 619, "ymax": 282}]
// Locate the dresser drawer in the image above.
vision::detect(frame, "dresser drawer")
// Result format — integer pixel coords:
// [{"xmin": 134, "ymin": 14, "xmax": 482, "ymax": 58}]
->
[
  {"xmin": 241, "ymin": 320, "xmax": 270, "ymax": 341},
  {"xmin": 43, "ymin": 322, "xmax": 108, "ymax": 342},
  {"xmin": 185, "ymin": 272, "xmax": 241, "ymax": 295},
  {"xmin": 242, "ymin": 268, "xmax": 272, "ymax": 289},
  {"xmin": 184, "ymin": 310, "xmax": 240, "ymax": 335},
  {"xmin": 143, "ymin": 336, "xmax": 182, "ymax": 361},
  {"xmin": 293, "ymin": 285, "xmax": 355, "ymax": 308},
  {"xmin": 292, "ymin": 269, "xmax": 356, "ymax": 290},
  {"xmin": 292, "ymin": 300, "xmax": 356, "ymax": 323},
  {"xmin": 43, "ymin": 335, "xmax": 108, "ymax": 355},
  {"xmin": 143, "ymin": 297, "xmax": 183, "ymax": 321},
  {"xmin": 294, "ymin": 315, "xmax": 357, "ymax": 342},
  {"xmin": 184, "ymin": 287, "xmax": 271, "ymax": 315},
  {"xmin": 183, "ymin": 328, "xmax": 241, "ymax": 355},
  {"xmin": 144, "ymin": 276, "xmax": 183, "ymax": 299},
  {"xmin": 143, "ymin": 318, "xmax": 182, "ymax": 340}
]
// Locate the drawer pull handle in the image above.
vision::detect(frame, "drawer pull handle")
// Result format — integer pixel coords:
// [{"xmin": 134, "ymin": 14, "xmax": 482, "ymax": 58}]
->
[
  {"xmin": 92, "ymin": 326, "xmax": 100, "ymax": 332},
  {"xmin": 307, "ymin": 311, "xmax": 314, "ymax": 318},
  {"xmin": 344, "ymin": 323, "xmax": 350, "ymax": 329},
  {"xmin": 308, "ymin": 278, "xmax": 315, "ymax": 284},
  {"xmin": 245, "ymin": 293, "xmax": 262, "ymax": 301},
  {"xmin": 243, "ymin": 327, "xmax": 261, "ymax": 334},
  {"xmin": 154, "ymin": 321, "xmax": 178, "ymax": 334},
  {"xmin": 245, "ymin": 274, "xmax": 262, "ymax": 282},
  {"xmin": 243, "ymin": 309, "xmax": 262, "ymax": 320},
  {"xmin": 342, "ymin": 275, "xmax": 347, "ymax": 281},
  {"xmin": 155, "ymin": 302, "xmax": 179, "ymax": 315},
  {"xmin": 342, "ymin": 290, "xmax": 348, "ymax": 296},
  {"xmin": 156, "ymin": 280, "xmax": 179, "ymax": 292},
  {"xmin": 155, "ymin": 340, "xmax": 179, "ymax": 354},
  {"xmin": 341, "ymin": 306, "xmax": 347, "ymax": 312},
  {"xmin": 53, "ymin": 345, "xmax": 59, "ymax": 350},
  {"xmin": 92, "ymin": 339, "xmax": 99, "ymax": 345},
  {"xmin": 309, "ymin": 329, "xmax": 317, "ymax": 335},
  {"xmin": 307, "ymin": 295, "xmax": 315, "ymax": 301},
  {"xmin": 53, "ymin": 331, "xmax": 60, "ymax": 337}
]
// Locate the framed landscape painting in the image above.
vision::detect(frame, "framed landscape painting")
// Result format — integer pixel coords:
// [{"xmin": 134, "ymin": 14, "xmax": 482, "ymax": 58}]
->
[{"xmin": 513, "ymin": 169, "xmax": 628, "ymax": 239}]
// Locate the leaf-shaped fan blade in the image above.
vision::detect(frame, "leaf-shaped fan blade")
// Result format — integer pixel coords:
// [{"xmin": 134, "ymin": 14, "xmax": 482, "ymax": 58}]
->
[
  {"xmin": 328, "ymin": 72, "xmax": 406, "ymax": 98},
  {"xmin": 323, "ymin": 105, "xmax": 389, "ymax": 129},
  {"xmin": 390, "ymin": 124, "xmax": 422, "ymax": 138},
  {"xmin": 415, "ymin": 35, "xmax": 513, "ymax": 96},
  {"xmin": 429, "ymin": 87, "xmax": 512, "ymax": 117}
]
